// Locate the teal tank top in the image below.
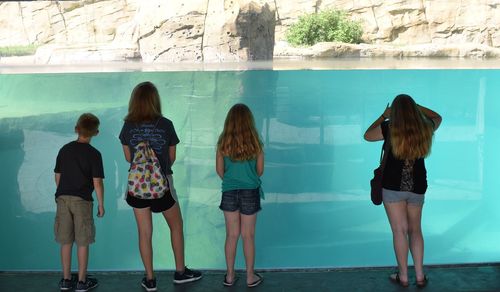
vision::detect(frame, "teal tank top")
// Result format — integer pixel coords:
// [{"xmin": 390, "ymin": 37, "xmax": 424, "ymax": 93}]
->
[{"xmin": 221, "ymin": 156, "xmax": 264, "ymax": 199}]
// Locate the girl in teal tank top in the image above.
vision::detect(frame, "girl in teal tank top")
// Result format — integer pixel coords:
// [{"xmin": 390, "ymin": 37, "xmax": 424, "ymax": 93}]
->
[{"xmin": 216, "ymin": 104, "xmax": 264, "ymax": 288}]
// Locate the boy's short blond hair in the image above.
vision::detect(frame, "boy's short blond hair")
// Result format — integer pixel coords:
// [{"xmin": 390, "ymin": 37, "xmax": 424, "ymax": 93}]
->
[{"xmin": 76, "ymin": 113, "xmax": 100, "ymax": 137}]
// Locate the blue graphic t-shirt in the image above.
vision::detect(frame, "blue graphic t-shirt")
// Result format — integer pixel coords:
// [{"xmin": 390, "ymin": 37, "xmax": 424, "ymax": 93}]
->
[{"xmin": 119, "ymin": 117, "xmax": 180, "ymax": 175}]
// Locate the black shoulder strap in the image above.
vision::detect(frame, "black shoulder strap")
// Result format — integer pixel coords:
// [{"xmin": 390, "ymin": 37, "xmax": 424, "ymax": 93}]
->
[{"xmin": 379, "ymin": 121, "xmax": 390, "ymax": 164}]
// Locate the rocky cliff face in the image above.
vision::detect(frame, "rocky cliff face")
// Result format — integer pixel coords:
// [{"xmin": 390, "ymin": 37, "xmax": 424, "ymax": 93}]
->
[
  {"xmin": 274, "ymin": 0, "xmax": 500, "ymax": 47},
  {"xmin": 137, "ymin": 0, "xmax": 275, "ymax": 62},
  {"xmin": 0, "ymin": 1, "xmax": 139, "ymax": 46},
  {"xmin": 0, "ymin": 0, "xmax": 498, "ymax": 63}
]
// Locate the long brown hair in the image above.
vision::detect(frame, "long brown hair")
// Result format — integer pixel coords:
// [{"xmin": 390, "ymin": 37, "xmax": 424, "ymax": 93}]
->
[
  {"xmin": 217, "ymin": 103, "xmax": 263, "ymax": 161},
  {"xmin": 125, "ymin": 82, "xmax": 162, "ymax": 123},
  {"xmin": 389, "ymin": 94, "xmax": 434, "ymax": 160}
]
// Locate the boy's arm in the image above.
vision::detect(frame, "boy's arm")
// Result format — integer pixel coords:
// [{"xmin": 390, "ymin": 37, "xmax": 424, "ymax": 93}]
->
[
  {"xmin": 93, "ymin": 178, "xmax": 105, "ymax": 217},
  {"xmin": 54, "ymin": 173, "xmax": 61, "ymax": 187},
  {"xmin": 215, "ymin": 150, "xmax": 224, "ymax": 179}
]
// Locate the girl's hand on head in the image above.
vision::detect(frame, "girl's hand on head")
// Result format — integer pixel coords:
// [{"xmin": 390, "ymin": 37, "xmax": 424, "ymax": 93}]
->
[{"xmin": 383, "ymin": 103, "xmax": 391, "ymax": 119}]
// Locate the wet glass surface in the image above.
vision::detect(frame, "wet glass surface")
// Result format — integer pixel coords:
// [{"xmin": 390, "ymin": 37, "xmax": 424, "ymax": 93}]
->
[{"xmin": 1, "ymin": 69, "xmax": 499, "ymax": 270}]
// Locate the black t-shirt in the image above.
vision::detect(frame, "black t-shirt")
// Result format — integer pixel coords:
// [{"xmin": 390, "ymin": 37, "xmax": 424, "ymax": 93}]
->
[
  {"xmin": 119, "ymin": 117, "xmax": 180, "ymax": 175},
  {"xmin": 381, "ymin": 121, "xmax": 428, "ymax": 194},
  {"xmin": 54, "ymin": 141, "xmax": 105, "ymax": 201}
]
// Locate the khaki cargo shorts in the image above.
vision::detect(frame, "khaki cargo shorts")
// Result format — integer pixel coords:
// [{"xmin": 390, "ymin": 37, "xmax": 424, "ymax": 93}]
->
[{"xmin": 54, "ymin": 195, "xmax": 95, "ymax": 246}]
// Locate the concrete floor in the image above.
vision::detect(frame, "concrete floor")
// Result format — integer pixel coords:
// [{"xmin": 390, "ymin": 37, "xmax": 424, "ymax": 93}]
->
[{"xmin": 1, "ymin": 265, "xmax": 499, "ymax": 292}]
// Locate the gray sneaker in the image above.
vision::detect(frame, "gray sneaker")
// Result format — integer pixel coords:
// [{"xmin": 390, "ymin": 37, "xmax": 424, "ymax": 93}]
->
[
  {"xmin": 75, "ymin": 278, "xmax": 98, "ymax": 292},
  {"xmin": 59, "ymin": 278, "xmax": 73, "ymax": 291},
  {"xmin": 141, "ymin": 277, "xmax": 157, "ymax": 292},
  {"xmin": 173, "ymin": 267, "xmax": 203, "ymax": 284}
]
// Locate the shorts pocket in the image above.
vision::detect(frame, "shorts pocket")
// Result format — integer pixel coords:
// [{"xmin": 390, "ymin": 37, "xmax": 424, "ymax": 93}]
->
[
  {"xmin": 54, "ymin": 216, "xmax": 60, "ymax": 241},
  {"xmin": 54, "ymin": 215, "xmax": 75, "ymax": 244},
  {"xmin": 239, "ymin": 189, "xmax": 261, "ymax": 215},
  {"xmin": 219, "ymin": 191, "xmax": 238, "ymax": 212},
  {"xmin": 76, "ymin": 218, "xmax": 95, "ymax": 246},
  {"xmin": 73, "ymin": 200, "xmax": 95, "ymax": 246}
]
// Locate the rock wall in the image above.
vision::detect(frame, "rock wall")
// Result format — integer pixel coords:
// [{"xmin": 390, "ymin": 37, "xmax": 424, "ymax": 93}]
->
[
  {"xmin": 202, "ymin": 1, "xmax": 275, "ymax": 62},
  {"xmin": 274, "ymin": 42, "xmax": 500, "ymax": 59},
  {"xmin": 274, "ymin": 0, "xmax": 500, "ymax": 47},
  {"xmin": 0, "ymin": 0, "xmax": 275, "ymax": 63},
  {"xmin": 137, "ymin": 0, "xmax": 275, "ymax": 62},
  {"xmin": 0, "ymin": 0, "xmax": 499, "ymax": 63},
  {"xmin": 0, "ymin": 1, "xmax": 139, "ymax": 46}
]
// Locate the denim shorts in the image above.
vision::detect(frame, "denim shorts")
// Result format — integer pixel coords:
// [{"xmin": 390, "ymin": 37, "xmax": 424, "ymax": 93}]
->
[
  {"xmin": 382, "ymin": 188, "xmax": 425, "ymax": 206},
  {"xmin": 219, "ymin": 188, "xmax": 261, "ymax": 215}
]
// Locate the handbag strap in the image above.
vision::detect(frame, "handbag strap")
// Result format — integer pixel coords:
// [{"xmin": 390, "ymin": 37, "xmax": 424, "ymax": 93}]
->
[{"xmin": 379, "ymin": 139, "xmax": 389, "ymax": 168}]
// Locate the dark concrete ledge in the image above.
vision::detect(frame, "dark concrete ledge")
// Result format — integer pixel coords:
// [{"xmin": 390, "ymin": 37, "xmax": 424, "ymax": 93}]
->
[{"xmin": 1, "ymin": 264, "xmax": 499, "ymax": 292}]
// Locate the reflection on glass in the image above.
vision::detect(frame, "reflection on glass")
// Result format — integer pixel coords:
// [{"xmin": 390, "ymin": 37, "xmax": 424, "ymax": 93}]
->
[{"xmin": 0, "ymin": 69, "xmax": 499, "ymax": 270}]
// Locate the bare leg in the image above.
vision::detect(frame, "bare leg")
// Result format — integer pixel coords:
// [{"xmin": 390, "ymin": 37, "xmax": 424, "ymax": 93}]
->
[
  {"xmin": 77, "ymin": 245, "xmax": 89, "ymax": 282},
  {"xmin": 61, "ymin": 243, "xmax": 72, "ymax": 280},
  {"xmin": 408, "ymin": 203, "xmax": 425, "ymax": 281},
  {"xmin": 162, "ymin": 202, "xmax": 185, "ymax": 272},
  {"xmin": 133, "ymin": 207, "xmax": 154, "ymax": 280},
  {"xmin": 223, "ymin": 211, "xmax": 241, "ymax": 283},
  {"xmin": 240, "ymin": 213, "xmax": 259, "ymax": 284},
  {"xmin": 384, "ymin": 201, "xmax": 409, "ymax": 283}
]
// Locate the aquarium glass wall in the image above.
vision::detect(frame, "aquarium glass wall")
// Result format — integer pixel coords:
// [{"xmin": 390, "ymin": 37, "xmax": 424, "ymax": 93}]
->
[{"xmin": 1, "ymin": 69, "xmax": 499, "ymax": 271}]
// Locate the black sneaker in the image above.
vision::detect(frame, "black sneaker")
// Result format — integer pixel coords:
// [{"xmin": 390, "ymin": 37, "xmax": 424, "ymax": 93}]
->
[
  {"xmin": 173, "ymin": 267, "xmax": 203, "ymax": 284},
  {"xmin": 141, "ymin": 277, "xmax": 157, "ymax": 292},
  {"xmin": 75, "ymin": 278, "xmax": 98, "ymax": 292},
  {"xmin": 59, "ymin": 278, "xmax": 73, "ymax": 291}
]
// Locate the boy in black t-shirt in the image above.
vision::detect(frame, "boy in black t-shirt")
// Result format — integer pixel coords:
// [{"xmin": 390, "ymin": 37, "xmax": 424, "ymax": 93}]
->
[{"xmin": 54, "ymin": 113, "xmax": 105, "ymax": 292}]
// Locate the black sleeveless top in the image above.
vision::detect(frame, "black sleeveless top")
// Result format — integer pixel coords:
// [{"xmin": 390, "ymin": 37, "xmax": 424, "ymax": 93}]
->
[{"xmin": 381, "ymin": 121, "xmax": 428, "ymax": 194}]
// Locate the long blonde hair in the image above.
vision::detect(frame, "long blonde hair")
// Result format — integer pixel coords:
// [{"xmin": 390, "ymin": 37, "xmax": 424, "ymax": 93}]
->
[
  {"xmin": 217, "ymin": 103, "xmax": 263, "ymax": 161},
  {"xmin": 389, "ymin": 94, "xmax": 434, "ymax": 160},
  {"xmin": 125, "ymin": 82, "xmax": 162, "ymax": 123}
]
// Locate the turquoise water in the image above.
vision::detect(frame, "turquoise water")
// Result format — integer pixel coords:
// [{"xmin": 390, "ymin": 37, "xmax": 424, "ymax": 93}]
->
[{"xmin": 1, "ymin": 69, "xmax": 499, "ymax": 271}]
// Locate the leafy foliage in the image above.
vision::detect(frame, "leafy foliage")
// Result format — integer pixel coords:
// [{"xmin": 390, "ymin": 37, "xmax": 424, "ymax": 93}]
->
[
  {"xmin": 286, "ymin": 9, "xmax": 363, "ymax": 46},
  {"xmin": 0, "ymin": 45, "xmax": 37, "ymax": 57}
]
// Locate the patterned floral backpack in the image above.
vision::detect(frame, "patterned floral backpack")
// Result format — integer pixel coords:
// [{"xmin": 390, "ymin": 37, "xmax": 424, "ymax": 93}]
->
[{"xmin": 127, "ymin": 141, "xmax": 169, "ymax": 199}]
